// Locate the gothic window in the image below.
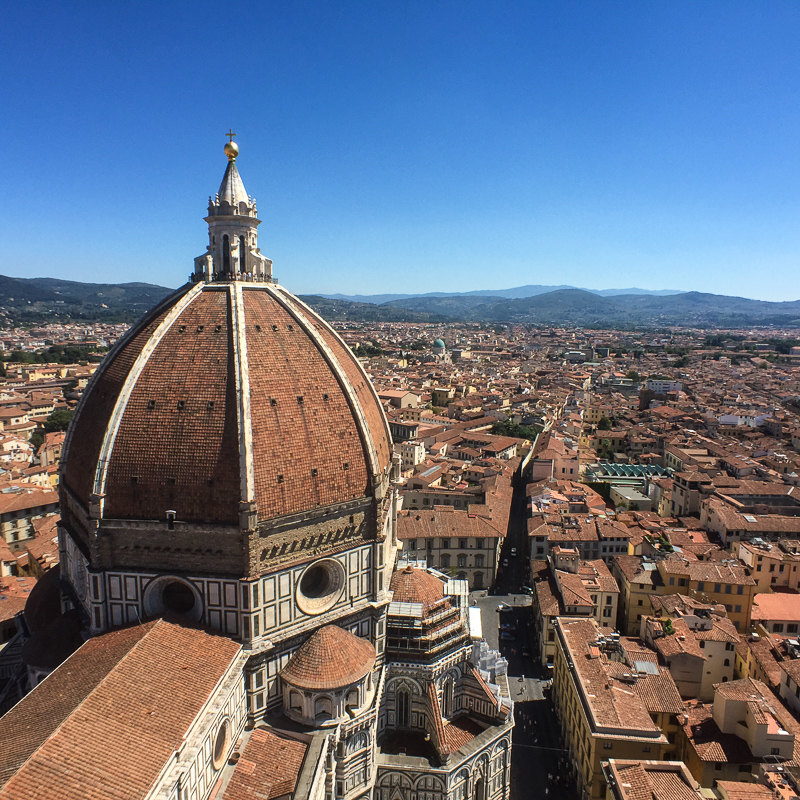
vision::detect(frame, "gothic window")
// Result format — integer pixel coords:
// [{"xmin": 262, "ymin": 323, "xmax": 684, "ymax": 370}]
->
[
  {"xmin": 441, "ymin": 677, "xmax": 454, "ymax": 719},
  {"xmin": 397, "ymin": 689, "xmax": 410, "ymax": 727},
  {"xmin": 222, "ymin": 235, "xmax": 231, "ymax": 272},
  {"xmin": 239, "ymin": 235, "xmax": 246, "ymax": 272}
]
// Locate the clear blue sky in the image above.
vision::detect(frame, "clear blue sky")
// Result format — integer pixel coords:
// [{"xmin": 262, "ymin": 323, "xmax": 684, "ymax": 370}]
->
[{"xmin": 3, "ymin": 1, "xmax": 799, "ymax": 301}]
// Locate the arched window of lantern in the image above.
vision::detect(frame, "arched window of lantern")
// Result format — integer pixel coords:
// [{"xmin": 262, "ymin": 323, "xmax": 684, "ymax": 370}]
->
[{"xmin": 222, "ymin": 235, "xmax": 230, "ymax": 271}]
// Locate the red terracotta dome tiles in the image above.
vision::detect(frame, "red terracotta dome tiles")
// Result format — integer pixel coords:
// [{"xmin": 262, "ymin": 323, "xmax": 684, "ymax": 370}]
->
[
  {"xmin": 64, "ymin": 300, "xmax": 176, "ymax": 504},
  {"xmin": 389, "ymin": 566, "xmax": 445, "ymax": 608},
  {"xmin": 290, "ymin": 295, "xmax": 391, "ymax": 474},
  {"xmin": 280, "ymin": 625, "xmax": 375, "ymax": 691},
  {"xmin": 103, "ymin": 290, "xmax": 241, "ymax": 523},
  {"xmin": 244, "ymin": 291, "xmax": 370, "ymax": 519}
]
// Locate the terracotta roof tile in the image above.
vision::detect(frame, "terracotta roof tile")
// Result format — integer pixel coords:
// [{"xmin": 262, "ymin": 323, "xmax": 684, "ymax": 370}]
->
[
  {"xmin": 0, "ymin": 620, "xmax": 242, "ymax": 799},
  {"xmin": 222, "ymin": 728, "xmax": 307, "ymax": 800},
  {"xmin": 64, "ymin": 284, "xmax": 391, "ymax": 526},
  {"xmin": 280, "ymin": 625, "xmax": 375, "ymax": 691},
  {"xmin": 390, "ymin": 566, "xmax": 445, "ymax": 608}
]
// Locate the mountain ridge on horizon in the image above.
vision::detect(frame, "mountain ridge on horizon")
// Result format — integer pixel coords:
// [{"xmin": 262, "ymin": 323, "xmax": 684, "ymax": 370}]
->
[
  {"xmin": 1, "ymin": 274, "xmax": 799, "ymax": 328},
  {"xmin": 318, "ymin": 284, "xmax": 685, "ymax": 305}
]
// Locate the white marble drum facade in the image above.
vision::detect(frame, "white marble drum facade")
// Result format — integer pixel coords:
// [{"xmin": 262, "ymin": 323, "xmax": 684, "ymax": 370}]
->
[{"xmin": 0, "ymin": 139, "xmax": 513, "ymax": 800}]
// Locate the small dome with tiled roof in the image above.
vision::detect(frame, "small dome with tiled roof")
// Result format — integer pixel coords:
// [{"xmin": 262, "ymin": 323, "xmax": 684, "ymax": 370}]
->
[
  {"xmin": 390, "ymin": 566, "xmax": 446, "ymax": 609},
  {"xmin": 280, "ymin": 625, "xmax": 375, "ymax": 691}
]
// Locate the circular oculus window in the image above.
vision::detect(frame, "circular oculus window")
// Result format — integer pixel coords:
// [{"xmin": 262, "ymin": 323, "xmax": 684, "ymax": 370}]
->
[
  {"xmin": 212, "ymin": 718, "xmax": 230, "ymax": 770},
  {"xmin": 143, "ymin": 576, "xmax": 203, "ymax": 622},
  {"xmin": 296, "ymin": 558, "xmax": 346, "ymax": 615}
]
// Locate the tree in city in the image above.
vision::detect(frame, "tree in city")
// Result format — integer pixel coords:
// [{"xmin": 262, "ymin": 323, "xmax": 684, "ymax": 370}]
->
[{"xmin": 43, "ymin": 409, "xmax": 74, "ymax": 432}]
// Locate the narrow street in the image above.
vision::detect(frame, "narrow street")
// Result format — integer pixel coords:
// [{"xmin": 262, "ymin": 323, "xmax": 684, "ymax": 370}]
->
[{"xmin": 470, "ymin": 470, "xmax": 578, "ymax": 800}]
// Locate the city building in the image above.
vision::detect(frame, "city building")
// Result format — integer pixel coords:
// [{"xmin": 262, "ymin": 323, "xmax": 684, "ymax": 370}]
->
[
  {"xmin": 530, "ymin": 548, "xmax": 619, "ymax": 668},
  {"xmin": 552, "ymin": 617, "xmax": 682, "ymax": 800},
  {"xmin": 677, "ymin": 679, "xmax": 798, "ymax": 788}
]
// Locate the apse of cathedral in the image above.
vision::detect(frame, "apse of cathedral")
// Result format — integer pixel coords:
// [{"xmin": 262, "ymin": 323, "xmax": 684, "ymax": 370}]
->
[{"xmin": 0, "ymin": 140, "xmax": 513, "ymax": 800}]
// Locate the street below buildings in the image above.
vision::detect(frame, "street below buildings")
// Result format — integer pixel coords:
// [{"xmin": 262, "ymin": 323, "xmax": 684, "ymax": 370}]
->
[{"xmin": 469, "ymin": 472, "xmax": 577, "ymax": 800}]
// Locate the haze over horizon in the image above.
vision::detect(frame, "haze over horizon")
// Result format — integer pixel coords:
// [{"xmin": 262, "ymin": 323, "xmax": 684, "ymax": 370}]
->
[{"xmin": 2, "ymin": 2, "xmax": 799, "ymax": 302}]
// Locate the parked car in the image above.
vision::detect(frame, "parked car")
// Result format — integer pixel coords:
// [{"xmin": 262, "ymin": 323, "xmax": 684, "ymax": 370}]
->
[
  {"xmin": 500, "ymin": 630, "xmax": 516, "ymax": 641},
  {"xmin": 521, "ymin": 647, "xmax": 531, "ymax": 657},
  {"xmin": 502, "ymin": 558, "xmax": 509, "ymax": 567},
  {"xmin": 510, "ymin": 547, "xmax": 517, "ymax": 557},
  {"xmin": 496, "ymin": 603, "xmax": 511, "ymax": 612},
  {"xmin": 522, "ymin": 586, "xmax": 534, "ymax": 595}
]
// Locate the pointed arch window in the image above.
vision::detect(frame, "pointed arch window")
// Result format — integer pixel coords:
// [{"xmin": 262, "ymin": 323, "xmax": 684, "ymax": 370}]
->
[
  {"xmin": 442, "ymin": 677, "xmax": 454, "ymax": 719},
  {"xmin": 397, "ymin": 688, "xmax": 410, "ymax": 727},
  {"xmin": 222, "ymin": 235, "xmax": 231, "ymax": 272},
  {"xmin": 239, "ymin": 235, "xmax": 246, "ymax": 273}
]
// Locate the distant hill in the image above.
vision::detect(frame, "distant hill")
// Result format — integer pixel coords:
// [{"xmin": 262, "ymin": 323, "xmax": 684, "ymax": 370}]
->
[
  {"xmin": 321, "ymin": 284, "xmax": 684, "ymax": 303},
  {"xmin": 383, "ymin": 289, "xmax": 800, "ymax": 327},
  {"xmin": 0, "ymin": 275, "xmax": 449, "ymax": 326},
  {"xmin": 297, "ymin": 295, "xmax": 449, "ymax": 323},
  {"xmin": 0, "ymin": 274, "xmax": 174, "ymax": 323},
  {"xmin": 2, "ymin": 274, "xmax": 797, "ymax": 329}
]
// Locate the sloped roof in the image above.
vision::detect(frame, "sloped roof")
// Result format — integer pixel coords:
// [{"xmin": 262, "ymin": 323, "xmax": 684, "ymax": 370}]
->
[{"xmin": 0, "ymin": 620, "xmax": 242, "ymax": 799}]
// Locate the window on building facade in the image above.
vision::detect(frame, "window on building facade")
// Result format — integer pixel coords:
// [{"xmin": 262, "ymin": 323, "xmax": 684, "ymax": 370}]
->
[
  {"xmin": 457, "ymin": 554, "xmax": 467, "ymax": 568},
  {"xmin": 441, "ymin": 538, "xmax": 450, "ymax": 549},
  {"xmin": 397, "ymin": 690, "xmax": 410, "ymax": 727}
]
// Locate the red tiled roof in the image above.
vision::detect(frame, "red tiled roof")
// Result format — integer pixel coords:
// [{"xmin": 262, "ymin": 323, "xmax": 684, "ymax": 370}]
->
[
  {"xmin": 223, "ymin": 728, "xmax": 307, "ymax": 800},
  {"xmin": 390, "ymin": 566, "xmax": 445, "ymax": 607},
  {"xmin": 280, "ymin": 625, "xmax": 375, "ymax": 691},
  {"xmin": 0, "ymin": 619, "xmax": 242, "ymax": 799}
]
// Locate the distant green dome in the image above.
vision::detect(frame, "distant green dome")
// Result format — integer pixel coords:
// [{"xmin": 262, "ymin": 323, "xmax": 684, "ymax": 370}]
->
[{"xmin": 433, "ymin": 338, "xmax": 446, "ymax": 349}]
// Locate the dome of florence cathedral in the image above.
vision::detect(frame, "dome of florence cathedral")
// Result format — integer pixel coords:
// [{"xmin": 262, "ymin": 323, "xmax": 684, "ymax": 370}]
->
[{"xmin": 0, "ymin": 138, "xmax": 513, "ymax": 800}]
